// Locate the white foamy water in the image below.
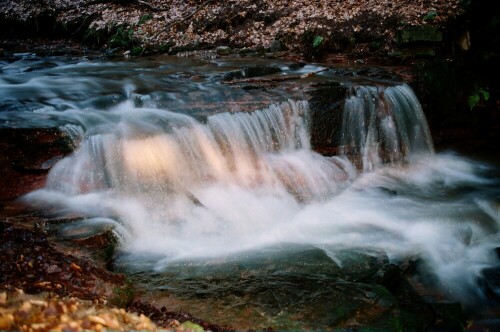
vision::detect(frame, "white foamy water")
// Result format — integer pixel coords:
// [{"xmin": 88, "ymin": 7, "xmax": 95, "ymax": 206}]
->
[
  {"xmin": 23, "ymin": 85, "xmax": 499, "ymax": 305},
  {"xmin": 341, "ymin": 84, "xmax": 434, "ymax": 171}
]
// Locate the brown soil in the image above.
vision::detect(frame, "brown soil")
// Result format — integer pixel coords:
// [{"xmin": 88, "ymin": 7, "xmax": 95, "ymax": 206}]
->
[{"xmin": 0, "ymin": 213, "xmax": 231, "ymax": 330}]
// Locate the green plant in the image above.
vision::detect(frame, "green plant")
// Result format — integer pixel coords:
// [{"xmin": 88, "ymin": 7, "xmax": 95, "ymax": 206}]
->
[
  {"xmin": 467, "ymin": 87, "xmax": 490, "ymax": 110},
  {"xmin": 178, "ymin": 321, "xmax": 204, "ymax": 331},
  {"xmin": 157, "ymin": 43, "xmax": 172, "ymax": 53},
  {"xmin": 459, "ymin": 0, "xmax": 472, "ymax": 8},
  {"xmin": 83, "ymin": 27, "xmax": 101, "ymax": 45},
  {"xmin": 423, "ymin": 11, "xmax": 438, "ymax": 22},
  {"xmin": 130, "ymin": 46, "xmax": 144, "ymax": 56},
  {"xmin": 109, "ymin": 25, "xmax": 135, "ymax": 48},
  {"xmin": 110, "ymin": 280, "xmax": 134, "ymax": 308},
  {"xmin": 138, "ymin": 14, "xmax": 152, "ymax": 26},
  {"xmin": 312, "ymin": 35, "xmax": 324, "ymax": 49}
]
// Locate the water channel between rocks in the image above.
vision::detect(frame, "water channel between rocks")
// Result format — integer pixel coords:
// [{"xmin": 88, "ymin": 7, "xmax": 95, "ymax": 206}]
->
[{"xmin": 1, "ymin": 54, "xmax": 499, "ymax": 330}]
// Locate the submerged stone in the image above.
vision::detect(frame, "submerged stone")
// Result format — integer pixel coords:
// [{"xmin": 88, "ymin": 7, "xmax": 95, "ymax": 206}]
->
[{"xmin": 116, "ymin": 246, "xmax": 401, "ymax": 329}]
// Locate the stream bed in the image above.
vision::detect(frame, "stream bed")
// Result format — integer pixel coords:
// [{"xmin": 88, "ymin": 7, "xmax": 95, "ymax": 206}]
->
[{"xmin": 1, "ymin": 53, "xmax": 499, "ymax": 331}]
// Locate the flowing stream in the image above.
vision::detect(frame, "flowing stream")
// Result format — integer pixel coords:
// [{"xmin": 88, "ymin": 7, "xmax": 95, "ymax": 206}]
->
[{"xmin": 2, "ymin": 54, "xmax": 499, "ymax": 329}]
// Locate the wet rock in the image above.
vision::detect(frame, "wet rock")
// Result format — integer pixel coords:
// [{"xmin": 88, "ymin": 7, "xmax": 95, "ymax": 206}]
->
[
  {"xmin": 307, "ymin": 82, "xmax": 348, "ymax": 155},
  {"xmin": 478, "ymin": 266, "xmax": 500, "ymax": 303},
  {"xmin": 269, "ymin": 40, "xmax": 284, "ymax": 52},
  {"xmin": 123, "ymin": 246, "xmax": 400, "ymax": 329},
  {"xmin": 128, "ymin": 301, "xmax": 230, "ymax": 331},
  {"xmin": 37, "ymin": 216, "xmax": 123, "ymax": 271},
  {"xmin": 56, "ymin": 218, "xmax": 119, "ymax": 241},
  {"xmin": 372, "ymin": 263, "xmax": 402, "ymax": 293},
  {"xmin": 0, "ymin": 126, "xmax": 76, "ymax": 199},
  {"xmin": 331, "ymin": 248, "xmax": 389, "ymax": 282},
  {"xmin": 495, "ymin": 247, "xmax": 500, "ymax": 259},
  {"xmin": 216, "ymin": 46, "xmax": 232, "ymax": 55},
  {"xmin": 355, "ymin": 67, "xmax": 402, "ymax": 81},
  {"xmin": 223, "ymin": 65, "xmax": 282, "ymax": 81},
  {"xmin": 378, "ymin": 187, "xmax": 398, "ymax": 196},
  {"xmin": 146, "ymin": 246, "xmax": 342, "ymax": 279},
  {"xmin": 238, "ymin": 47, "xmax": 257, "ymax": 55},
  {"xmin": 295, "ymin": 281, "xmax": 398, "ymax": 329},
  {"xmin": 429, "ymin": 302, "xmax": 465, "ymax": 332},
  {"xmin": 288, "ymin": 62, "xmax": 306, "ymax": 70},
  {"xmin": 241, "ymin": 84, "xmax": 268, "ymax": 91},
  {"xmin": 394, "ymin": 278, "xmax": 436, "ymax": 331},
  {"xmin": 468, "ymin": 319, "xmax": 500, "ymax": 331},
  {"xmin": 0, "ymin": 127, "xmax": 75, "ymax": 169}
]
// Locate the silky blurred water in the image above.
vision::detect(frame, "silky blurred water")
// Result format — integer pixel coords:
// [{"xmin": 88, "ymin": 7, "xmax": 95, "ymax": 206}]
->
[{"xmin": 2, "ymin": 54, "xmax": 499, "ymax": 327}]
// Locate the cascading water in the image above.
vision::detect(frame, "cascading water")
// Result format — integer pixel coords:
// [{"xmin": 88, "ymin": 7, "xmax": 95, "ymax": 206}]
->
[
  {"xmin": 5, "ymin": 56, "xmax": 497, "ymax": 328},
  {"xmin": 25, "ymin": 85, "xmax": 498, "ymax": 305},
  {"xmin": 340, "ymin": 84, "xmax": 434, "ymax": 171},
  {"xmin": 39, "ymin": 100, "xmax": 353, "ymax": 201}
]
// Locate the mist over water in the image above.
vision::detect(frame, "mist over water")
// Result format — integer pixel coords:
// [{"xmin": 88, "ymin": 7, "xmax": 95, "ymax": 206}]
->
[{"xmin": 6, "ymin": 56, "xmax": 497, "ymax": 308}]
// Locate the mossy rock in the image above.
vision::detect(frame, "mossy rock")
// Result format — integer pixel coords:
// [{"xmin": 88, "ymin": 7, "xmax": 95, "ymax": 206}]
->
[{"xmin": 397, "ymin": 26, "xmax": 443, "ymax": 44}]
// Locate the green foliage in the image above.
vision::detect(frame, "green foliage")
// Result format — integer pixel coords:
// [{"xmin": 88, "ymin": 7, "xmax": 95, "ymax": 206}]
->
[
  {"xmin": 459, "ymin": 0, "xmax": 472, "ymax": 8},
  {"xmin": 157, "ymin": 43, "xmax": 172, "ymax": 53},
  {"xmin": 178, "ymin": 321, "xmax": 204, "ymax": 331},
  {"xmin": 467, "ymin": 87, "xmax": 490, "ymax": 110},
  {"xmin": 110, "ymin": 281, "xmax": 134, "ymax": 308},
  {"xmin": 312, "ymin": 35, "xmax": 324, "ymax": 49},
  {"xmin": 83, "ymin": 28, "xmax": 101, "ymax": 45},
  {"xmin": 109, "ymin": 25, "xmax": 135, "ymax": 48},
  {"xmin": 138, "ymin": 14, "xmax": 152, "ymax": 26},
  {"xmin": 131, "ymin": 46, "xmax": 144, "ymax": 56},
  {"xmin": 423, "ymin": 11, "xmax": 438, "ymax": 22}
]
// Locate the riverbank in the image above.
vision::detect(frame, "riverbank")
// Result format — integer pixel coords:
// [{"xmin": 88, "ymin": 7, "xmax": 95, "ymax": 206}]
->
[
  {"xmin": 0, "ymin": 208, "xmax": 230, "ymax": 331},
  {"xmin": 0, "ymin": 0, "xmax": 463, "ymax": 57}
]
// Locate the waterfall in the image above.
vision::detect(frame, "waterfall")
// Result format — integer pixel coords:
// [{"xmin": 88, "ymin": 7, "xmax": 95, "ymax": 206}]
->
[
  {"xmin": 45, "ymin": 85, "xmax": 435, "ymax": 200},
  {"xmin": 43, "ymin": 100, "xmax": 355, "ymax": 202},
  {"xmin": 340, "ymin": 84, "xmax": 434, "ymax": 171},
  {"xmin": 23, "ymin": 83, "xmax": 499, "ymax": 306}
]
